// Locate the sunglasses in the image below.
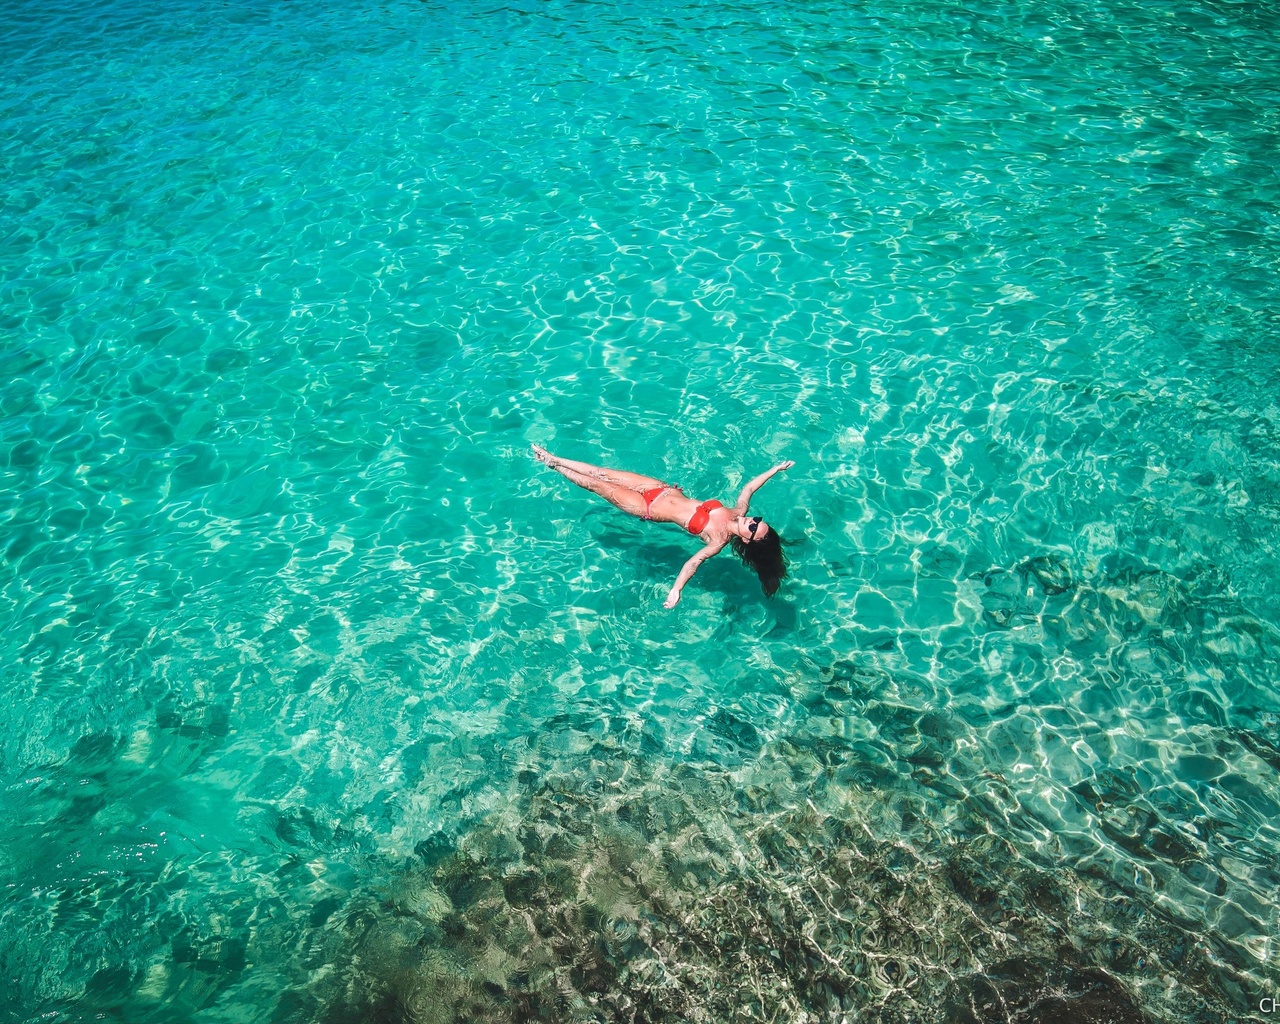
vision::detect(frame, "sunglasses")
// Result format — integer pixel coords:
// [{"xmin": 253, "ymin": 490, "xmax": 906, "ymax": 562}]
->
[{"xmin": 747, "ymin": 516, "xmax": 762, "ymax": 537}]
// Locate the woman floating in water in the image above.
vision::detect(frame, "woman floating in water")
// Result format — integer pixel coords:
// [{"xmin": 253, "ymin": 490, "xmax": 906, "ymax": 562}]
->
[{"xmin": 532, "ymin": 444, "xmax": 793, "ymax": 607}]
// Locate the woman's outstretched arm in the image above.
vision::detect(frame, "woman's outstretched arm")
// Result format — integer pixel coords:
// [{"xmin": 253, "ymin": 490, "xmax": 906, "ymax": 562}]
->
[
  {"xmin": 734, "ymin": 460, "xmax": 795, "ymax": 514},
  {"xmin": 663, "ymin": 542, "xmax": 725, "ymax": 608}
]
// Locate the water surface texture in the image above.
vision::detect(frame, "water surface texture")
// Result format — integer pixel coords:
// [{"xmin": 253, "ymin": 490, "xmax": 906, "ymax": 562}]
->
[{"xmin": 2, "ymin": 0, "xmax": 1279, "ymax": 1020}]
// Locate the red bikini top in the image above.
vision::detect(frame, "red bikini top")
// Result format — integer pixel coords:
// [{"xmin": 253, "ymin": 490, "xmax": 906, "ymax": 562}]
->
[{"xmin": 686, "ymin": 499, "xmax": 722, "ymax": 535}]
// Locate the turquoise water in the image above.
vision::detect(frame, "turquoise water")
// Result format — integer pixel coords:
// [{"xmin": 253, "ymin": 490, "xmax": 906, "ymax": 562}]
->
[{"xmin": 3, "ymin": 0, "xmax": 1280, "ymax": 1019}]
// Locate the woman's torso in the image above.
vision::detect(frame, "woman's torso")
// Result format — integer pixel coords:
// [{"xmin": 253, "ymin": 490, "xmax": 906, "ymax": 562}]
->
[{"xmin": 649, "ymin": 489, "xmax": 730, "ymax": 538}]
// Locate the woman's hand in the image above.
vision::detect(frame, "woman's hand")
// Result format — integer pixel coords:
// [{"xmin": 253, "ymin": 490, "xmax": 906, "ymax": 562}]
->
[
  {"xmin": 663, "ymin": 588, "xmax": 681, "ymax": 609},
  {"xmin": 775, "ymin": 460, "xmax": 795, "ymax": 471}
]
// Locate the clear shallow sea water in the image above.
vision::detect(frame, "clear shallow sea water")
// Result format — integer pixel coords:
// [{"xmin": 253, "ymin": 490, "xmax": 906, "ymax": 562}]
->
[{"xmin": 2, "ymin": 0, "xmax": 1280, "ymax": 1020}]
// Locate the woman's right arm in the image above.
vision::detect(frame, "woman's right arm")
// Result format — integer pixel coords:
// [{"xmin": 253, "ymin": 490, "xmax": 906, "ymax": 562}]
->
[{"xmin": 734, "ymin": 460, "xmax": 794, "ymax": 513}]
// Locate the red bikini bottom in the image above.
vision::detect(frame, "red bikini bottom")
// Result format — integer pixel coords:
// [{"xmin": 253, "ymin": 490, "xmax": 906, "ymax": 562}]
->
[{"xmin": 641, "ymin": 484, "xmax": 679, "ymax": 519}]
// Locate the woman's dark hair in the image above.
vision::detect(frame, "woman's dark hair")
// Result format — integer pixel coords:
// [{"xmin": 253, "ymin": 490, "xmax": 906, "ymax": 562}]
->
[{"xmin": 731, "ymin": 530, "xmax": 787, "ymax": 597}]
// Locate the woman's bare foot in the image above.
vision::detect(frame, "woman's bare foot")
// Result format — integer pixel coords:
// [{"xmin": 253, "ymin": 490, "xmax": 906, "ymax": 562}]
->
[{"xmin": 531, "ymin": 444, "xmax": 556, "ymax": 467}]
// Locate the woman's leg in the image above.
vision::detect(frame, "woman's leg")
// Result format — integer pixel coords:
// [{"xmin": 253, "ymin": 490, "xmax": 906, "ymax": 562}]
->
[
  {"xmin": 531, "ymin": 445, "xmax": 666, "ymax": 491},
  {"xmin": 550, "ymin": 465, "xmax": 648, "ymax": 517}
]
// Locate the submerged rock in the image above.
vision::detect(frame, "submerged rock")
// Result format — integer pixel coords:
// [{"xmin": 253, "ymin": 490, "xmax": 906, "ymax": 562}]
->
[
  {"xmin": 1020, "ymin": 554, "xmax": 1075, "ymax": 596},
  {"xmin": 283, "ymin": 741, "xmax": 1203, "ymax": 1024},
  {"xmin": 946, "ymin": 960, "xmax": 1150, "ymax": 1024}
]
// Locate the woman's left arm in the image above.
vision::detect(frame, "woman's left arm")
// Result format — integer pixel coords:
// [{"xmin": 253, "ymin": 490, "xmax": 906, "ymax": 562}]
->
[
  {"xmin": 734, "ymin": 460, "xmax": 795, "ymax": 514},
  {"xmin": 663, "ymin": 543, "xmax": 725, "ymax": 607}
]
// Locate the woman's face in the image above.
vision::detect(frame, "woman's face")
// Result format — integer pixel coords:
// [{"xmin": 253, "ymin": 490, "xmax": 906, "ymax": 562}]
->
[{"xmin": 739, "ymin": 515, "xmax": 769, "ymax": 542}]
